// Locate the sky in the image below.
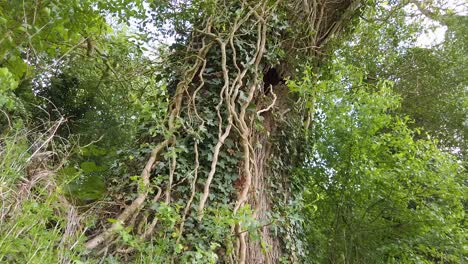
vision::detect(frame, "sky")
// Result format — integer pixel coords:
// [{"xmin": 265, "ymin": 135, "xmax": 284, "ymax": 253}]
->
[
  {"xmin": 413, "ymin": 0, "xmax": 467, "ymax": 47},
  {"xmin": 109, "ymin": 1, "xmax": 468, "ymax": 56}
]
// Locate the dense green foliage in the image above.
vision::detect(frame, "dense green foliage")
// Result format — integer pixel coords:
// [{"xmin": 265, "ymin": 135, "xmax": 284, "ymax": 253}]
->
[
  {"xmin": 0, "ymin": 0, "xmax": 466, "ymax": 263},
  {"xmin": 291, "ymin": 63, "xmax": 465, "ymax": 263},
  {"xmin": 392, "ymin": 16, "xmax": 467, "ymax": 158}
]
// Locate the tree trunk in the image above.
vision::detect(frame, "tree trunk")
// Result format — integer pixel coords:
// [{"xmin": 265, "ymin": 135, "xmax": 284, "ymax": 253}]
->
[
  {"xmin": 85, "ymin": 1, "xmax": 361, "ymax": 262},
  {"xmin": 244, "ymin": 81, "xmax": 305, "ymax": 263},
  {"xmin": 240, "ymin": 0, "xmax": 362, "ymax": 260}
]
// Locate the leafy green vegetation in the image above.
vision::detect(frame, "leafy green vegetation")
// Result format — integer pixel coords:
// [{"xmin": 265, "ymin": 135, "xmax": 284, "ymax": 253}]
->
[
  {"xmin": 0, "ymin": 0, "xmax": 466, "ymax": 263},
  {"xmin": 292, "ymin": 62, "xmax": 465, "ymax": 263}
]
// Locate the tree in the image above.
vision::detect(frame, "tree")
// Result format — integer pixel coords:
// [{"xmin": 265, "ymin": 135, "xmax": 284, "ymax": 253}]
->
[
  {"xmin": 293, "ymin": 61, "xmax": 465, "ymax": 263},
  {"xmin": 1, "ymin": 0, "xmax": 466, "ymax": 263},
  {"xmin": 334, "ymin": 2, "xmax": 468, "ymax": 160},
  {"xmin": 0, "ymin": 0, "xmax": 109, "ymax": 133},
  {"xmin": 82, "ymin": 1, "xmax": 364, "ymax": 263},
  {"xmin": 392, "ymin": 15, "xmax": 468, "ymax": 160}
]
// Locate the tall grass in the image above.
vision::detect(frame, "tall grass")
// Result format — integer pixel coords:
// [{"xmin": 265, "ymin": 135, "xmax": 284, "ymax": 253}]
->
[{"xmin": 0, "ymin": 125, "xmax": 87, "ymax": 264}]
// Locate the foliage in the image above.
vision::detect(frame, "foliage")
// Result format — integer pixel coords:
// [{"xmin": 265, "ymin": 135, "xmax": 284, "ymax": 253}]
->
[
  {"xmin": 392, "ymin": 15, "xmax": 468, "ymax": 159},
  {"xmin": 336, "ymin": 3, "xmax": 468, "ymax": 160},
  {"xmin": 0, "ymin": 67, "xmax": 19, "ymax": 112},
  {"xmin": 292, "ymin": 61, "xmax": 466, "ymax": 263},
  {"xmin": 0, "ymin": 128, "xmax": 87, "ymax": 264},
  {"xmin": 0, "ymin": 0, "xmax": 466, "ymax": 263},
  {"xmin": 0, "ymin": 0, "xmax": 108, "ymax": 116}
]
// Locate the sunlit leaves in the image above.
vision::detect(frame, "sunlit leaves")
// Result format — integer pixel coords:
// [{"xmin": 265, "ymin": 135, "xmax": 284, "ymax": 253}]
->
[
  {"xmin": 294, "ymin": 59, "xmax": 465, "ymax": 263},
  {"xmin": 0, "ymin": 68, "xmax": 19, "ymax": 110}
]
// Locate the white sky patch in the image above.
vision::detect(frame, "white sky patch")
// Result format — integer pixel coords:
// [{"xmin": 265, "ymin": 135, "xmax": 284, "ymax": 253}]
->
[
  {"xmin": 103, "ymin": 2, "xmax": 175, "ymax": 60},
  {"xmin": 404, "ymin": 4, "xmax": 445, "ymax": 48},
  {"xmin": 407, "ymin": 0, "xmax": 467, "ymax": 47},
  {"xmin": 415, "ymin": 21, "xmax": 447, "ymax": 47}
]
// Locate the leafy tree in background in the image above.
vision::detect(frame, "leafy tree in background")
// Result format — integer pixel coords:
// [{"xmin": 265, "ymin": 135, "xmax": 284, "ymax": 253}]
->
[
  {"xmin": 336, "ymin": 4, "xmax": 467, "ymax": 160},
  {"xmin": 292, "ymin": 62, "xmax": 465, "ymax": 263},
  {"xmin": 392, "ymin": 15, "xmax": 467, "ymax": 159},
  {"xmin": 0, "ymin": 0, "xmax": 108, "ymax": 115}
]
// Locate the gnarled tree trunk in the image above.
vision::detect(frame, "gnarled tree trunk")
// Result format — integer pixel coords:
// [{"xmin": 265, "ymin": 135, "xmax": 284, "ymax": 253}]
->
[
  {"xmin": 85, "ymin": 1, "xmax": 362, "ymax": 262},
  {"xmin": 242, "ymin": 1, "xmax": 361, "ymax": 262}
]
